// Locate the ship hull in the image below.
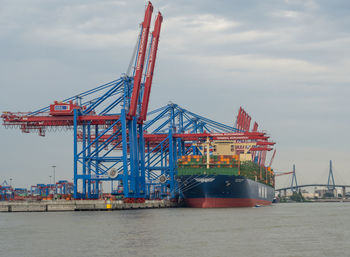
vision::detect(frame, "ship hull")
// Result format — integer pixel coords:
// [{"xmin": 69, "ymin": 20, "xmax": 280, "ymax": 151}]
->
[{"xmin": 177, "ymin": 175, "xmax": 274, "ymax": 208}]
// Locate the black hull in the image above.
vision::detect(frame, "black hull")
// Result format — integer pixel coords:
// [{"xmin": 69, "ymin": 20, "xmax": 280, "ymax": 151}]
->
[{"xmin": 177, "ymin": 175, "xmax": 275, "ymax": 208}]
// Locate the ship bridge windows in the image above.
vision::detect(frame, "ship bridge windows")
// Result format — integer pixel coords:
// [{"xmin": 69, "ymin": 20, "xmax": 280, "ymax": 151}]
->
[
  {"xmin": 259, "ymin": 185, "xmax": 267, "ymax": 199},
  {"xmin": 259, "ymin": 186, "xmax": 267, "ymax": 199}
]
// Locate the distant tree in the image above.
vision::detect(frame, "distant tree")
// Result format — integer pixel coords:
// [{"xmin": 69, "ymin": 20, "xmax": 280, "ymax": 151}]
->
[
  {"xmin": 290, "ymin": 191, "xmax": 304, "ymax": 202},
  {"xmin": 324, "ymin": 192, "xmax": 334, "ymax": 198}
]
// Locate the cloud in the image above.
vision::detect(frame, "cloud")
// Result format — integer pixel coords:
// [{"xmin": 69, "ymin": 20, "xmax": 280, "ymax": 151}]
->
[
  {"xmin": 166, "ymin": 14, "xmax": 238, "ymax": 32},
  {"xmin": 272, "ymin": 10, "xmax": 301, "ymax": 19},
  {"xmin": 0, "ymin": 0, "xmax": 141, "ymax": 48},
  {"xmin": 189, "ymin": 54, "xmax": 328, "ymax": 74},
  {"xmin": 24, "ymin": 27, "xmax": 139, "ymax": 49},
  {"xmin": 284, "ymin": 0, "xmax": 319, "ymax": 10},
  {"xmin": 160, "ymin": 14, "xmax": 242, "ymax": 52}
]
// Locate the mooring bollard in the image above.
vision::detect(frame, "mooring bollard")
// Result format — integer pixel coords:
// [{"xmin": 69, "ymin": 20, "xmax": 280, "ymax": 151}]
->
[{"xmin": 106, "ymin": 199, "xmax": 112, "ymax": 210}]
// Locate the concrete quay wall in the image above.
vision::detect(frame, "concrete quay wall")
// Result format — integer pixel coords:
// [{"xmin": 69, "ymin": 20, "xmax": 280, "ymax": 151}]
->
[{"xmin": 0, "ymin": 199, "xmax": 178, "ymax": 213}]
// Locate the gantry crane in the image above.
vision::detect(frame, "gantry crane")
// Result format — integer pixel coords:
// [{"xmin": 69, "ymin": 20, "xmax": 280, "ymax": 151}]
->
[{"xmin": 2, "ymin": 2, "xmax": 163, "ymax": 201}]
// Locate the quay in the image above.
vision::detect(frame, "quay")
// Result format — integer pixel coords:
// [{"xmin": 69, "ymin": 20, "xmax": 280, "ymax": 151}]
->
[{"xmin": 0, "ymin": 199, "xmax": 179, "ymax": 212}]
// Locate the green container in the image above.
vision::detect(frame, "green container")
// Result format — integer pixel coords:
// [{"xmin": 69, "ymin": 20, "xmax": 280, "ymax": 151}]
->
[{"xmin": 177, "ymin": 167, "xmax": 239, "ymax": 176}]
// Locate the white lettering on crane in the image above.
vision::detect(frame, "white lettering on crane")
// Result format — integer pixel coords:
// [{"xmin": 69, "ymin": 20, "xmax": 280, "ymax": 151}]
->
[
  {"xmin": 136, "ymin": 28, "xmax": 147, "ymax": 70},
  {"xmin": 146, "ymin": 40, "xmax": 157, "ymax": 77}
]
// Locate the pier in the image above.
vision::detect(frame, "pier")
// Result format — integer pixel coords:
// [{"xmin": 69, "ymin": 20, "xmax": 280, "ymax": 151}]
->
[{"xmin": 0, "ymin": 199, "xmax": 179, "ymax": 212}]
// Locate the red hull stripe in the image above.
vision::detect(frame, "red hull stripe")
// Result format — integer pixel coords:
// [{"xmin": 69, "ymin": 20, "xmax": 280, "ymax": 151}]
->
[{"xmin": 185, "ymin": 198, "xmax": 272, "ymax": 208}]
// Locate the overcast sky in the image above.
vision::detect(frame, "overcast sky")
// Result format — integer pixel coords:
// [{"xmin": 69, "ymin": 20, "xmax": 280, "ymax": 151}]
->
[{"xmin": 1, "ymin": 0, "xmax": 349, "ymax": 189}]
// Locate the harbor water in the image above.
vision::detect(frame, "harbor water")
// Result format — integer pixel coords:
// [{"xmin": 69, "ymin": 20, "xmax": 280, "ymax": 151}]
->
[{"xmin": 1, "ymin": 202, "xmax": 349, "ymax": 257}]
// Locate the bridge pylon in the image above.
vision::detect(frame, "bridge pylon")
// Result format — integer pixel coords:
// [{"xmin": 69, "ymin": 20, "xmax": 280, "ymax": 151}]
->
[
  {"xmin": 327, "ymin": 160, "xmax": 335, "ymax": 191},
  {"xmin": 291, "ymin": 164, "xmax": 298, "ymax": 192}
]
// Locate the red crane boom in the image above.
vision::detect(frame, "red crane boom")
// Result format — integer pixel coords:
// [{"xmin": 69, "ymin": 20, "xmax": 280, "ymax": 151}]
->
[
  {"xmin": 275, "ymin": 171, "xmax": 293, "ymax": 177},
  {"xmin": 236, "ymin": 107, "xmax": 251, "ymax": 131},
  {"xmin": 252, "ymin": 122, "xmax": 258, "ymax": 132},
  {"xmin": 268, "ymin": 149, "xmax": 276, "ymax": 167},
  {"xmin": 128, "ymin": 1, "xmax": 153, "ymax": 119},
  {"xmin": 236, "ymin": 107, "xmax": 243, "ymax": 130},
  {"xmin": 138, "ymin": 12, "xmax": 163, "ymax": 123}
]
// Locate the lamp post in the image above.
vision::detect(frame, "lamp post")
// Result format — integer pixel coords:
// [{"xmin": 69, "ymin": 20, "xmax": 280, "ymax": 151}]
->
[
  {"xmin": 49, "ymin": 175, "xmax": 52, "ymax": 185},
  {"xmin": 52, "ymin": 165, "xmax": 57, "ymax": 197},
  {"xmin": 52, "ymin": 165, "xmax": 56, "ymax": 185}
]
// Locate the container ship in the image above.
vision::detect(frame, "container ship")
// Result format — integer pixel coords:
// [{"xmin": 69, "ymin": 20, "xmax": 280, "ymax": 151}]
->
[{"xmin": 176, "ymin": 140, "xmax": 275, "ymax": 208}]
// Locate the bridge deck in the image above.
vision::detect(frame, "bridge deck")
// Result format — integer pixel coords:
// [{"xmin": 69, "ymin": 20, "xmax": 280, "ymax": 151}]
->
[{"xmin": 276, "ymin": 184, "xmax": 350, "ymax": 191}]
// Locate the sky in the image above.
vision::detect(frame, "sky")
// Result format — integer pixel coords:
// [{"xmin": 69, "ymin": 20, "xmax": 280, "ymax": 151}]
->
[{"xmin": 1, "ymin": 0, "xmax": 350, "ymax": 189}]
